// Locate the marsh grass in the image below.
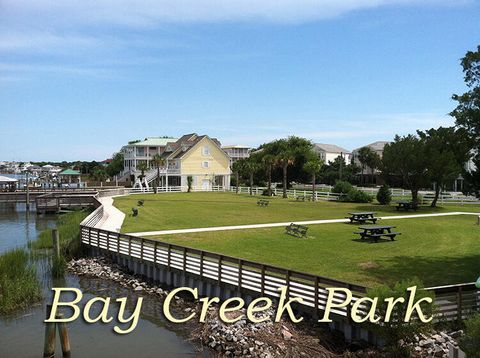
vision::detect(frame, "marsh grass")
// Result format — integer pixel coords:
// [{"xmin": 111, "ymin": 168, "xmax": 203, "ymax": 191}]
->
[{"xmin": 0, "ymin": 249, "xmax": 42, "ymax": 314}]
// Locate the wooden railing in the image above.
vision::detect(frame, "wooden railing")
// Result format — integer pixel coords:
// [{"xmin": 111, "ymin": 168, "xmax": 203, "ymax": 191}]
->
[
  {"xmin": 80, "ymin": 225, "xmax": 368, "ymax": 319},
  {"xmin": 426, "ymin": 283, "xmax": 480, "ymax": 321}
]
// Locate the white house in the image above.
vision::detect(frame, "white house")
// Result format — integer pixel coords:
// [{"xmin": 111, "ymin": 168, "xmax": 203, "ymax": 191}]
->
[
  {"xmin": 222, "ymin": 145, "xmax": 252, "ymax": 164},
  {"xmin": 314, "ymin": 143, "xmax": 351, "ymax": 164}
]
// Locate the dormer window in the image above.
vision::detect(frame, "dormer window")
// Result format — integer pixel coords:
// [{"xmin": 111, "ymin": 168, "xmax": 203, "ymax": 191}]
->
[{"xmin": 202, "ymin": 146, "xmax": 210, "ymax": 156}]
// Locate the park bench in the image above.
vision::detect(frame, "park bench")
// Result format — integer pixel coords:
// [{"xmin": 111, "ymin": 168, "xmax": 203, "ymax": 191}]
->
[
  {"xmin": 257, "ymin": 199, "xmax": 269, "ymax": 207},
  {"xmin": 396, "ymin": 201, "xmax": 417, "ymax": 211},
  {"xmin": 285, "ymin": 223, "xmax": 308, "ymax": 237},
  {"xmin": 132, "ymin": 207, "xmax": 138, "ymax": 217},
  {"xmin": 138, "ymin": 199, "xmax": 144, "ymax": 206},
  {"xmin": 354, "ymin": 225, "xmax": 401, "ymax": 242},
  {"xmin": 345, "ymin": 212, "xmax": 379, "ymax": 224}
]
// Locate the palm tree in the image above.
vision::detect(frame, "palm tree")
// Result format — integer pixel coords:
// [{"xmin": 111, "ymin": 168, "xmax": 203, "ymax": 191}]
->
[
  {"xmin": 274, "ymin": 139, "xmax": 296, "ymax": 199},
  {"xmin": 243, "ymin": 157, "xmax": 260, "ymax": 195},
  {"xmin": 137, "ymin": 161, "xmax": 148, "ymax": 187},
  {"xmin": 357, "ymin": 147, "xmax": 370, "ymax": 185},
  {"xmin": 231, "ymin": 160, "xmax": 244, "ymax": 194},
  {"xmin": 303, "ymin": 157, "xmax": 323, "ymax": 201},
  {"xmin": 152, "ymin": 153, "xmax": 166, "ymax": 189},
  {"xmin": 262, "ymin": 153, "xmax": 275, "ymax": 196}
]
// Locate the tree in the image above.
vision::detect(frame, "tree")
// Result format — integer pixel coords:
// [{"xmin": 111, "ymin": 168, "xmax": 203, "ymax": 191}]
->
[
  {"xmin": 417, "ymin": 127, "xmax": 471, "ymax": 207},
  {"xmin": 319, "ymin": 157, "xmax": 360, "ymax": 185},
  {"xmin": 357, "ymin": 146, "xmax": 381, "ymax": 185},
  {"xmin": 376, "ymin": 184, "xmax": 392, "ymax": 205},
  {"xmin": 137, "ymin": 162, "xmax": 148, "ymax": 187},
  {"xmin": 382, "ymin": 135, "xmax": 430, "ymax": 206},
  {"xmin": 261, "ymin": 153, "xmax": 276, "ymax": 196},
  {"xmin": 243, "ymin": 156, "xmax": 261, "ymax": 195},
  {"xmin": 357, "ymin": 147, "xmax": 370, "ymax": 185},
  {"xmin": 303, "ymin": 157, "xmax": 323, "ymax": 201},
  {"xmin": 105, "ymin": 153, "xmax": 124, "ymax": 178},
  {"xmin": 231, "ymin": 160, "xmax": 245, "ymax": 194},
  {"xmin": 451, "ymin": 45, "xmax": 480, "ymax": 197},
  {"xmin": 152, "ymin": 153, "xmax": 166, "ymax": 189}
]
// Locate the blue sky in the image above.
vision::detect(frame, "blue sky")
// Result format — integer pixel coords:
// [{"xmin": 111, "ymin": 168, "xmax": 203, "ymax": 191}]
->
[{"xmin": 1, "ymin": 0, "xmax": 479, "ymax": 161}]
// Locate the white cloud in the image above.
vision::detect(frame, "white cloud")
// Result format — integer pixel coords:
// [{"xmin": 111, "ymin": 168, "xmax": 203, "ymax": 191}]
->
[{"xmin": 2, "ymin": 0, "xmax": 467, "ymax": 28}]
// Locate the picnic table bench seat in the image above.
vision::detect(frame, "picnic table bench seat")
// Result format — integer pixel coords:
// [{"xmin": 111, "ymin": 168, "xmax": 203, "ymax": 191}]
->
[
  {"xmin": 396, "ymin": 201, "xmax": 418, "ymax": 211},
  {"xmin": 285, "ymin": 223, "xmax": 308, "ymax": 237},
  {"xmin": 137, "ymin": 199, "xmax": 144, "ymax": 206},
  {"xmin": 355, "ymin": 225, "xmax": 400, "ymax": 242},
  {"xmin": 131, "ymin": 207, "xmax": 138, "ymax": 217}
]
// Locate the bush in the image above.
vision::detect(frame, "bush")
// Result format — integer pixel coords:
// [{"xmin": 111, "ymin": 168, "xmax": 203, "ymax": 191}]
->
[
  {"xmin": 343, "ymin": 189, "xmax": 374, "ymax": 203},
  {"xmin": 332, "ymin": 180, "xmax": 353, "ymax": 194},
  {"xmin": 0, "ymin": 249, "xmax": 42, "ymax": 314},
  {"xmin": 367, "ymin": 278, "xmax": 435, "ymax": 356},
  {"xmin": 377, "ymin": 184, "xmax": 392, "ymax": 205},
  {"xmin": 459, "ymin": 314, "xmax": 480, "ymax": 357}
]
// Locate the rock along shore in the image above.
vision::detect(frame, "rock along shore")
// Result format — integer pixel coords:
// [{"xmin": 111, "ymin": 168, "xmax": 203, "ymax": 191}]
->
[{"xmin": 68, "ymin": 257, "xmax": 463, "ymax": 358}]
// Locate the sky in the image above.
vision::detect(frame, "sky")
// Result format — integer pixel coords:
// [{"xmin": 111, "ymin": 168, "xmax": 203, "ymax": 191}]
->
[{"xmin": 1, "ymin": 0, "xmax": 479, "ymax": 161}]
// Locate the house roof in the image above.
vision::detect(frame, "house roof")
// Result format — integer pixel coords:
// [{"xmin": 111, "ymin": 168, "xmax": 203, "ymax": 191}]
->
[
  {"xmin": 315, "ymin": 143, "xmax": 350, "ymax": 154},
  {"xmin": 165, "ymin": 133, "xmax": 227, "ymax": 160},
  {"xmin": 130, "ymin": 137, "xmax": 178, "ymax": 147},
  {"xmin": 59, "ymin": 169, "xmax": 81, "ymax": 176},
  {"xmin": 353, "ymin": 141, "xmax": 390, "ymax": 152},
  {"xmin": 0, "ymin": 175, "xmax": 18, "ymax": 183}
]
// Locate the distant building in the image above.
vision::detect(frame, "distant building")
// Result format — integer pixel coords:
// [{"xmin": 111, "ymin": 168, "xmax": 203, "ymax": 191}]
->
[
  {"xmin": 122, "ymin": 137, "xmax": 178, "ymax": 173},
  {"xmin": 58, "ymin": 169, "xmax": 82, "ymax": 188},
  {"xmin": 314, "ymin": 143, "xmax": 351, "ymax": 164},
  {"xmin": 222, "ymin": 145, "xmax": 251, "ymax": 163},
  {"xmin": 352, "ymin": 141, "xmax": 390, "ymax": 168}
]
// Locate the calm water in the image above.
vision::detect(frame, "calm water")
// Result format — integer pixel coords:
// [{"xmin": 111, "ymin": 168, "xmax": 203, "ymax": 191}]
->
[{"xmin": 0, "ymin": 203, "xmax": 207, "ymax": 357}]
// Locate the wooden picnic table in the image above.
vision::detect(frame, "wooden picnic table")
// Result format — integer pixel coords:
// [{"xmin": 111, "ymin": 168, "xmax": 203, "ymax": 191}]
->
[
  {"xmin": 346, "ymin": 212, "xmax": 378, "ymax": 224},
  {"xmin": 296, "ymin": 195, "xmax": 313, "ymax": 202},
  {"xmin": 355, "ymin": 225, "xmax": 401, "ymax": 242},
  {"xmin": 396, "ymin": 201, "xmax": 417, "ymax": 211}
]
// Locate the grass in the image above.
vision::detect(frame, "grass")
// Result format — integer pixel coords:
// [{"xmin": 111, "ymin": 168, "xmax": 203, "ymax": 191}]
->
[
  {"xmin": 113, "ymin": 192, "xmax": 480, "ymax": 287},
  {"xmin": 0, "ymin": 249, "xmax": 42, "ymax": 314},
  {"xmin": 114, "ymin": 192, "xmax": 480, "ymax": 233},
  {"xmin": 156, "ymin": 215, "xmax": 480, "ymax": 287},
  {"xmin": 29, "ymin": 210, "xmax": 89, "ymax": 257}
]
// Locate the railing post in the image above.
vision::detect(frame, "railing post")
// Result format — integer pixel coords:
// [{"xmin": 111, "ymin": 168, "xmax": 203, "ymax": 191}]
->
[
  {"xmin": 314, "ymin": 277, "xmax": 320, "ymax": 318},
  {"xmin": 140, "ymin": 238, "xmax": 144, "ymax": 263},
  {"xmin": 183, "ymin": 247, "xmax": 186, "ymax": 271},
  {"xmin": 261, "ymin": 265, "xmax": 265, "ymax": 295},
  {"xmin": 457, "ymin": 286, "xmax": 463, "ymax": 321},
  {"xmin": 238, "ymin": 259, "xmax": 243, "ymax": 291},
  {"xmin": 218, "ymin": 255, "xmax": 223, "ymax": 283},
  {"xmin": 154, "ymin": 241, "xmax": 158, "ymax": 266},
  {"xmin": 128, "ymin": 236, "xmax": 132, "ymax": 257},
  {"xmin": 199, "ymin": 251, "xmax": 204, "ymax": 277},
  {"xmin": 167, "ymin": 244, "xmax": 171, "ymax": 268},
  {"xmin": 286, "ymin": 270, "xmax": 290, "ymax": 300}
]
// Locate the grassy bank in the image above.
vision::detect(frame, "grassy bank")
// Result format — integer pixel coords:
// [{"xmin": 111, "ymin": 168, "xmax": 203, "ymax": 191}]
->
[
  {"xmin": 0, "ymin": 249, "xmax": 42, "ymax": 314},
  {"xmin": 29, "ymin": 210, "xmax": 89, "ymax": 257}
]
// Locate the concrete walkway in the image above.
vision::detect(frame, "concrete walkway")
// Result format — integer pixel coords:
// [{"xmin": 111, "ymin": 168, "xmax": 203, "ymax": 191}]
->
[
  {"xmin": 126, "ymin": 211, "xmax": 479, "ymax": 237},
  {"xmin": 95, "ymin": 196, "xmax": 126, "ymax": 233}
]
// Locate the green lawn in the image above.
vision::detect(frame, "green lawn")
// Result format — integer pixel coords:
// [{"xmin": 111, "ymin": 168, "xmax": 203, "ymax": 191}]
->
[
  {"xmin": 157, "ymin": 215, "xmax": 480, "ymax": 288},
  {"xmin": 114, "ymin": 192, "xmax": 479, "ymax": 233}
]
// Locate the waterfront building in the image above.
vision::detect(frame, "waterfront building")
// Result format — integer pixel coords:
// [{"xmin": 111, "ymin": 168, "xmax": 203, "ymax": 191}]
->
[
  {"xmin": 314, "ymin": 143, "xmax": 351, "ymax": 164},
  {"xmin": 58, "ymin": 169, "xmax": 82, "ymax": 188}
]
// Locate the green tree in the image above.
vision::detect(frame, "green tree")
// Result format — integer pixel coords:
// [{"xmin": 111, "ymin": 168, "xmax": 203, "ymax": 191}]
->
[
  {"xmin": 152, "ymin": 153, "xmax": 166, "ymax": 189},
  {"xmin": 243, "ymin": 156, "xmax": 261, "ymax": 195},
  {"xmin": 451, "ymin": 45, "xmax": 480, "ymax": 197},
  {"xmin": 137, "ymin": 161, "xmax": 148, "ymax": 186},
  {"xmin": 261, "ymin": 152, "xmax": 276, "ymax": 196},
  {"xmin": 357, "ymin": 146, "xmax": 370, "ymax": 185},
  {"xmin": 417, "ymin": 127, "xmax": 471, "ymax": 207},
  {"xmin": 376, "ymin": 184, "xmax": 392, "ymax": 205},
  {"xmin": 319, "ymin": 157, "xmax": 360, "ymax": 185},
  {"xmin": 105, "ymin": 153, "xmax": 124, "ymax": 177},
  {"xmin": 357, "ymin": 146, "xmax": 381, "ymax": 185},
  {"xmin": 382, "ymin": 135, "xmax": 430, "ymax": 206},
  {"xmin": 303, "ymin": 157, "xmax": 323, "ymax": 201},
  {"xmin": 231, "ymin": 160, "xmax": 245, "ymax": 194}
]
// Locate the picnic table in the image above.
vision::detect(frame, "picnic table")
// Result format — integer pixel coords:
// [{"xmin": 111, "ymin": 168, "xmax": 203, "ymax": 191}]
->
[
  {"xmin": 132, "ymin": 207, "xmax": 138, "ymax": 217},
  {"xmin": 346, "ymin": 212, "xmax": 378, "ymax": 224},
  {"xmin": 396, "ymin": 201, "xmax": 417, "ymax": 211},
  {"xmin": 285, "ymin": 223, "xmax": 308, "ymax": 237},
  {"xmin": 257, "ymin": 199, "xmax": 269, "ymax": 207},
  {"xmin": 296, "ymin": 195, "xmax": 313, "ymax": 202},
  {"xmin": 354, "ymin": 225, "xmax": 401, "ymax": 242}
]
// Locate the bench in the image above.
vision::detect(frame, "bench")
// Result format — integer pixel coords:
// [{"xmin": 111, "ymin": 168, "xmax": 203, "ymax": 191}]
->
[
  {"xmin": 296, "ymin": 195, "xmax": 313, "ymax": 202},
  {"xmin": 132, "ymin": 207, "xmax": 138, "ymax": 217},
  {"xmin": 257, "ymin": 199, "xmax": 269, "ymax": 207},
  {"xmin": 346, "ymin": 216, "xmax": 378, "ymax": 224},
  {"xmin": 285, "ymin": 223, "xmax": 308, "ymax": 237},
  {"xmin": 396, "ymin": 201, "xmax": 417, "ymax": 211},
  {"xmin": 138, "ymin": 199, "xmax": 144, "ymax": 206},
  {"xmin": 368, "ymin": 232, "xmax": 401, "ymax": 242}
]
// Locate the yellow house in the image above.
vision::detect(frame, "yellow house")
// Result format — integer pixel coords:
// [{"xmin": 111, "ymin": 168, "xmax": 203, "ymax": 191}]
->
[{"xmin": 137, "ymin": 133, "xmax": 231, "ymax": 190}]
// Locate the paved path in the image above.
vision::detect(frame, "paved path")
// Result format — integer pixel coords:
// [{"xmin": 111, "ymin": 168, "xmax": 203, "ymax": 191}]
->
[
  {"xmin": 126, "ymin": 211, "xmax": 479, "ymax": 237},
  {"xmin": 95, "ymin": 196, "xmax": 126, "ymax": 233}
]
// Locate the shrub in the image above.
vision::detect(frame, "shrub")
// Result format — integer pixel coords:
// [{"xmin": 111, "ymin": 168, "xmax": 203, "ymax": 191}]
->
[
  {"xmin": 377, "ymin": 184, "xmax": 392, "ymax": 205},
  {"xmin": 332, "ymin": 180, "xmax": 353, "ymax": 194},
  {"xmin": 367, "ymin": 278, "xmax": 435, "ymax": 356},
  {"xmin": 187, "ymin": 176, "xmax": 193, "ymax": 193},
  {"xmin": 343, "ymin": 189, "xmax": 374, "ymax": 203},
  {"xmin": 0, "ymin": 249, "xmax": 42, "ymax": 314},
  {"xmin": 459, "ymin": 314, "xmax": 480, "ymax": 357}
]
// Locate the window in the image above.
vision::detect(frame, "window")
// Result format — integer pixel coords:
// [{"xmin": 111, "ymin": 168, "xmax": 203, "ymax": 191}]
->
[
  {"xmin": 202, "ymin": 146, "xmax": 210, "ymax": 156},
  {"xmin": 202, "ymin": 161, "xmax": 209, "ymax": 168}
]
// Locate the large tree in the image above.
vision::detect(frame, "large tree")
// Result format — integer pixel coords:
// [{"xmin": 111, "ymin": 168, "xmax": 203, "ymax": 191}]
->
[
  {"xmin": 319, "ymin": 157, "xmax": 360, "ymax": 185},
  {"xmin": 451, "ymin": 45, "xmax": 480, "ymax": 197},
  {"xmin": 417, "ymin": 127, "xmax": 471, "ymax": 207},
  {"xmin": 382, "ymin": 135, "xmax": 430, "ymax": 206},
  {"xmin": 303, "ymin": 157, "xmax": 323, "ymax": 201},
  {"xmin": 105, "ymin": 153, "xmax": 124, "ymax": 178}
]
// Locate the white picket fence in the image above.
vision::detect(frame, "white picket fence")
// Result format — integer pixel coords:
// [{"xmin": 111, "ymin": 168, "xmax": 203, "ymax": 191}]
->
[
  {"xmin": 128, "ymin": 185, "xmax": 228, "ymax": 194},
  {"xmin": 230, "ymin": 186, "xmax": 343, "ymax": 201}
]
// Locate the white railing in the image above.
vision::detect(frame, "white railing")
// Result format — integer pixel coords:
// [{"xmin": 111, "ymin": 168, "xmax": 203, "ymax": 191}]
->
[
  {"xmin": 128, "ymin": 186, "xmax": 229, "ymax": 194},
  {"xmin": 230, "ymin": 186, "xmax": 343, "ymax": 201}
]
